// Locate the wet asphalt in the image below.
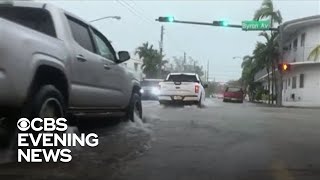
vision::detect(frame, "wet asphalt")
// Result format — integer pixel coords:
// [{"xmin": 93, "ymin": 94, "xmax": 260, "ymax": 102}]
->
[{"xmin": 0, "ymin": 99, "xmax": 320, "ymax": 180}]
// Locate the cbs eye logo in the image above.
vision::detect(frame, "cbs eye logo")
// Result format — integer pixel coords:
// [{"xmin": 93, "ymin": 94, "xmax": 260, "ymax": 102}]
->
[{"xmin": 17, "ymin": 118, "xmax": 31, "ymax": 131}]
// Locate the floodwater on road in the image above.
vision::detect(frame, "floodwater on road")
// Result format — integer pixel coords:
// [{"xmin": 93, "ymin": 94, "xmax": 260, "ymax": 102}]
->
[{"xmin": 1, "ymin": 99, "xmax": 320, "ymax": 180}]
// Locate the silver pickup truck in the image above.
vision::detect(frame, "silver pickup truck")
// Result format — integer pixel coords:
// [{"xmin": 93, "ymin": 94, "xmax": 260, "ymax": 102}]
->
[{"xmin": 0, "ymin": 2, "xmax": 142, "ymax": 146}]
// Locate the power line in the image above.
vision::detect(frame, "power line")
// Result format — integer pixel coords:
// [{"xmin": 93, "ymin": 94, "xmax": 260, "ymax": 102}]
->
[
  {"xmin": 115, "ymin": 0, "xmax": 149, "ymax": 24},
  {"xmin": 116, "ymin": 0, "xmax": 152, "ymax": 24},
  {"xmin": 116, "ymin": 0, "xmax": 185, "ymax": 59},
  {"xmin": 120, "ymin": 0, "xmax": 185, "ymax": 55},
  {"xmin": 122, "ymin": 0, "xmax": 154, "ymax": 23}
]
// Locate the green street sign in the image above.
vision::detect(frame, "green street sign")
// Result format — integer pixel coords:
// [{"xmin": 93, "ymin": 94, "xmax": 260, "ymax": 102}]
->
[{"xmin": 241, "ymin": 20, "xmax": 270, "ymax": 31}]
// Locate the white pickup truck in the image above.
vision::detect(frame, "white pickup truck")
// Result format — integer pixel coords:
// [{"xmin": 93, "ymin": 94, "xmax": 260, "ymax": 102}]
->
[{"xmin": 158, "ymin": 73, "xmax": 207, "ymax": 107}]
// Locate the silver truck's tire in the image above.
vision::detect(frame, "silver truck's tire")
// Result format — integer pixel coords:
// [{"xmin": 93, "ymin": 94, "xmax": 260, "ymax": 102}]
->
[
  {"xmin": 0, "ymin": 116, "xmax": 17, "ymax": 149},
  {"xmin": 128, "ymin": 93, "xmax": 142, "ymax": 122},
  {"xmin": 24, "ymin": 85, "xmax": 65, "ymax": 120},
  {"xmin": 0, "ymin": 85, "xmax": 66, "ymax": 149}
]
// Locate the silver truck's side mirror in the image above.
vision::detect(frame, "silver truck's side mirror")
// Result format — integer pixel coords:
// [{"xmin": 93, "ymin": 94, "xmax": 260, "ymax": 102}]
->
[{"xmin": 118, "ymin": 51, "xmax": 130, "ymax": 63}]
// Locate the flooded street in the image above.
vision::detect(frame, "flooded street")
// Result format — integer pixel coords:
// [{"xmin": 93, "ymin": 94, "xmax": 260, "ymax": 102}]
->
[{"xmin": 1, "ymin": 99, "xmax": 320, "ymax": 180}]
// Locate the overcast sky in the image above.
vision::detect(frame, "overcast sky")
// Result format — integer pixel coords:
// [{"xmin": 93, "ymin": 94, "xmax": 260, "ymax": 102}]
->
[{"xmin": 43, "ymin": 0, "xmax": 320, "ymax": 82}]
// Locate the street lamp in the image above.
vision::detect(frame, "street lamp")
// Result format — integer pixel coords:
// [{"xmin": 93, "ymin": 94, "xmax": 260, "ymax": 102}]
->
[{"xmin": 89, "ymin": 16, "xmax": 121, "ymax": 23}]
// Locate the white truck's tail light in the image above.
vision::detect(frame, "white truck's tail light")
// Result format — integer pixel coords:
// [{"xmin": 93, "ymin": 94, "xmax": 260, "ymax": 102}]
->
[{"xmin": 195, "ymin": 85, "xmax": 199, "ymax": 93}]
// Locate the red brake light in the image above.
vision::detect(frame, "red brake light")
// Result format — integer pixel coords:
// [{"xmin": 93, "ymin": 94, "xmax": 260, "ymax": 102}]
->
[{"xmin": 195, "ymin": 85, "xmax": 199, "ymax": 93}]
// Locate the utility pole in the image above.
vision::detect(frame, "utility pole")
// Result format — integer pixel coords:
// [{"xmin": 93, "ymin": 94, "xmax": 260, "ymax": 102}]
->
[
  {"xmin": 183, "ymin": 52, "xmax": 186, "ymax": 71},
  {"xmin": 207, "ymin": 60, "xmax": 209, "ymax": 82},
  {"xmin": 159, "ymin": 25, "xmax": 164, "ymax": 57},
  {"xmin": 159, "ymin": 25, "xmax": 164, "ymax": 78}
]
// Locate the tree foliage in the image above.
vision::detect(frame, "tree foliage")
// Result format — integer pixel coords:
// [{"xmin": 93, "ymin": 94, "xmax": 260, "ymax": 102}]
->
[
  {"xmin": 308, "ymin": 45, "xmax": 320, "ymax": 61},
  {"xmin": 243, "ymin": 0, "xmax": 282, "ymax": 103},
  {"xmin": 171, "ymin": 56, "xmax": 204, "ymax": 77},
  {"xmin": 254, "ymin": 0, "xmax": 282, "ymax": 26},
  {"xmin": 135, "ymin": 42, "xmax": 166, "ymax": 78}
]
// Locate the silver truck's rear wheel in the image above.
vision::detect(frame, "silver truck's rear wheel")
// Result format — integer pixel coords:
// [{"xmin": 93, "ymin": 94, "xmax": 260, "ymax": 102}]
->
[
  {"xmin": 0, "ymin": 116, "xmax": 17, "ymax": 149},
  {"xmin": 128, "ymin": 93, "xmax": 142, "ymax": 122},
  {"xmin": 24, "ymin": 85, "xmax": 66, "ymax": 120},
  {"xmin": 39, "ymin": 98, "xmax": 63, "ymax": 119},
  {"xmin": 0, "ymin": 85, "xmax": 66, "ymax": 149}
]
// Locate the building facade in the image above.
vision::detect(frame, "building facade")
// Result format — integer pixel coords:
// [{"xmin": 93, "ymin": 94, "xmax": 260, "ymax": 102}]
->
[{"xmin": 255, "ymin": 15, "xmax": 320, "ymax": 107}]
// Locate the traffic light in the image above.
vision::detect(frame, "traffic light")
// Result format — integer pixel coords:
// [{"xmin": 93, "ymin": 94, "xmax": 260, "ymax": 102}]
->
[
  {"xmin": 212, "ymin": 20, "xmax": 229, "ymax": 27},
  {"xmin": 157, "ymin": 16, "xmax": 175, "ymax": 23},
  {"xmin": 278, "ymin": 63, "xmax": 291, "ymax": 72}
]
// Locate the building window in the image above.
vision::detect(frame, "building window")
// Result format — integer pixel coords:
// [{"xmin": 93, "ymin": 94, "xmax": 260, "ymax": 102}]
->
[
  {"xmin": 134, "ymin": 63, "xmax": 138, "ymax": 71},
  {"xmin": 299, "ymin": 74, "xmax": 304, "ymax": 88},
  {"xmin": 292, "ymin": 76, "xmax": 297, "ymax": 89},
  {"xmin": 288, "ymin": 43, "xmax": 292, "ymax": 51},
  {"xmin": 288, "ymin": 78, "xmax": 291, "ymax": 87},
  {"xmin": 301, "ymin": 33, "xmax": 306, "ymax": 47},
  {"xmin": 293, "ymin": 38, "xmax": 298, "ymax": 51}
]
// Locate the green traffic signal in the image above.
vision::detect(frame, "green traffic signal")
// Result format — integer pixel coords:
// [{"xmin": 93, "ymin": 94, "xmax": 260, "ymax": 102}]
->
[
  {"xmin": 167, "ymin": 16, "xmax": 174, "ymax": 22},
  {"xmin": 157, "ymin": 16, "xmax": 175, "ymax": 22},
  {"xmin": 212, "ymin": 20, "xmax": 229, "ymax": 27},
  {"xmin": 221, "ymin": 20, "xmax": 229, "ymax": 26}
]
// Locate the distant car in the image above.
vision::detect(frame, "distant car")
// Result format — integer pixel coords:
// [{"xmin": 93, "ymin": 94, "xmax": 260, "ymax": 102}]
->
[
  {"xmin": 158, "ymin": 73, "xmax": 207, "ymax": 107},
  {"xmin": 223, "ymin": 87, "xmax": 244, "ymax": 103},
  {"xmin": 140, "ymin": 79, "xmax": 163, "ymax": 100}
]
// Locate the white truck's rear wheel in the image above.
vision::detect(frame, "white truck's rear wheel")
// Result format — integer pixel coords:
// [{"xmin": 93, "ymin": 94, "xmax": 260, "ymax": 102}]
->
[{"xmin": 197, "ymin": 95, "xmax": 203, "ymax": 108}]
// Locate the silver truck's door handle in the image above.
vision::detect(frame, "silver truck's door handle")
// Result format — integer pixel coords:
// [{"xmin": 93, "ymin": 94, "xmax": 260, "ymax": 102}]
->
[
  {"xmin": 76, "ymin": 55, "xmax": 87, "ymax": 62},
  {"xmin": 104, "ymin": 64, "xmax": 111, "ymax": 70}
]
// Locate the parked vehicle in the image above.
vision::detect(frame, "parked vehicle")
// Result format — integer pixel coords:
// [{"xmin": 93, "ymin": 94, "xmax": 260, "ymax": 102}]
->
[
  {"xmin": 158, "ymin": 73, "xmax": 207, "ymax": 107},
  {"xmin": 0, "ymin": 2, "xmax": 142, "ymax": 147},
  {"xmin": 140, "ymin": 79, "xmax": 163, "ymax": 100},
  {"xmin": 223, "ymin": 87, "xmax": 244, "ymax": 103}
]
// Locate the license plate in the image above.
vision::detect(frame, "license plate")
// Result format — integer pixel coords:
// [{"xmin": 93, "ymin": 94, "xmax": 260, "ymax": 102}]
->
[
  {"xmin": 231, "ymin": 98, "xmax": 237, "ymax": 101},
  {"xmin": 174, "ymin": 96, "xmax": 182, "ymax": 100}
]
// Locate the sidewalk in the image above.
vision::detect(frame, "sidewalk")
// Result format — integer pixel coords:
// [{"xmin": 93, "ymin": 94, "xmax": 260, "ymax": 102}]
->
[{"xmin": 250, "ymin": 100, "xmax": 320, "ymax": 109}]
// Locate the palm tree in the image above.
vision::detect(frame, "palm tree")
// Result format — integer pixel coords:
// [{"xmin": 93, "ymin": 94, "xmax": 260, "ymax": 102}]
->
[
  {"xmin": 253, "ymin": 41, "xmax": 273, "ymax": 103},
  {"xmin": 254, "ymin": 0, "xmax": 282, "ymax": 104},
  {"xmin": 258, "ymin": 32, "xmax": 280, "ymax": 104},
  {"xmin": 308, "ymin": 45, "xmax": 320, "ymax": 61},
  {"xmin": 241, "ymin": 55, "xmax": 265, "ymax": 102},
  {"xmin": 135, "ymin": 42, "xmax": 164, "ymax": 78},
  {"xmin": 254, "ymin": 0, "xmax": 282, "ymax": 27}
]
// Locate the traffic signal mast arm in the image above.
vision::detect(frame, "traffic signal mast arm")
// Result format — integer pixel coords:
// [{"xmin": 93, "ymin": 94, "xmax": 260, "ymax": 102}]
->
[{"xmin": 156, "ymin": 17, "xmax": 278, "ymax": 31}]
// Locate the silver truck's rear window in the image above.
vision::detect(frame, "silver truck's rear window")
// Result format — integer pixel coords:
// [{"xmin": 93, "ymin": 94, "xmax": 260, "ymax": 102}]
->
[{"xmin": 0, "ymin": 6, "xmax": 56, "ymax": 37}]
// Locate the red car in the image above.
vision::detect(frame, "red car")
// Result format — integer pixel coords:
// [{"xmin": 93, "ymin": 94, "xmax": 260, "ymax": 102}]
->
[{"xmin": 223, "ymin": 87, "xmax": 244, "ymax": 103}]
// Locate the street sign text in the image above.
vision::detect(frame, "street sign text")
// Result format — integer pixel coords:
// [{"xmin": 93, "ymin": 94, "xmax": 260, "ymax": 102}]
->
[{"xmin": 242, "ymin": 20, "xmax": 270, "ymax": 31}]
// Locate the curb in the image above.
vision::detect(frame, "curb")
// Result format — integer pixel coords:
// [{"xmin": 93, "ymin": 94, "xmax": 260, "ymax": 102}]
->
[{"xmin": 248, "ymin": 101, "xmax": 320, "ymax": 109}]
